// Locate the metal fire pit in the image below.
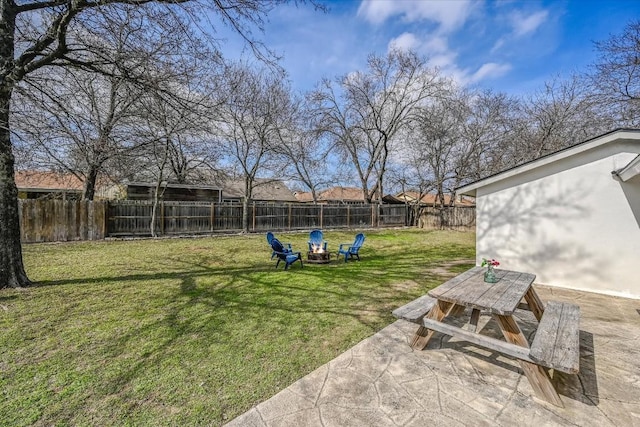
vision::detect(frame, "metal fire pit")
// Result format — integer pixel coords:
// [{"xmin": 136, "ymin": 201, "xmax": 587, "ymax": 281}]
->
[{"xmin": 307, "ymin": 251, "xmax": 331, "ymax": 264}]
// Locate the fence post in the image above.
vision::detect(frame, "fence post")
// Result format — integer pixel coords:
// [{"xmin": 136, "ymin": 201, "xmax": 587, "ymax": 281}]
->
[
  {"xmin": 210, "ymin": 202, "xmax": 215, "ymax": 232},
  {"xmin": 347, "ymin": 205, "xmax": 350, "ymax": 228},
  {"xmin": 371, "ymin": 204, "xmax": 374, "ymax": 228},
  {"xmin": 288, "ymin": 203, "xmax": 292, "ymax": 229},
  {"xmin": 320, "ymin": 204, "xmax": 323, "ymax": 228},
  {"xmin": 103, "ymin": 201, "xmax": 108, "ymax": 238},
  {"xmin": 252, "ymin": 202, "xmax": 256, "ymax": 231},
  {"xmin": 160, "ymin": 201, "xmax": 165, "ymax": 235}
]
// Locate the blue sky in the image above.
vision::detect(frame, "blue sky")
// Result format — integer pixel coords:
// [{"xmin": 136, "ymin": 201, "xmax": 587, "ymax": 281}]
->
[{"xmin": 220, "ymin": 0, "xmax": 640, "ymax": 96}]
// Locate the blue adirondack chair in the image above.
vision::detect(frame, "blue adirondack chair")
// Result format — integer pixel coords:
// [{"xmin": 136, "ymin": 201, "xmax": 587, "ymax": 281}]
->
[
  {"xmin": 337, "ymin": 233, "xmax": 365, "ymax": 262},
  {"xmin": 266, "ymin": 231, "xmax": 292, "ymax": 259},
  {"xmin": 270, "ymin": 238, "xmax": 303, "ymax": 270},
  {"xmin": 307, "ymin": 229, "xmax": 328, "ymax": 253}
]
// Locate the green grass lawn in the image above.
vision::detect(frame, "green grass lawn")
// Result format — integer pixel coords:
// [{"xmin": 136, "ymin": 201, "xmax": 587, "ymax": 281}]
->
[{"xmin": 0, "ymin": 229, "xmax": 474, "ymax": 426}]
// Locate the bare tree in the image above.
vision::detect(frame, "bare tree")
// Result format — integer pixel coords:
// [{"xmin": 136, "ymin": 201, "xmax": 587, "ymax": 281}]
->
[
  {"xmin": 397, "ymin": 87, "xmax": 516, "ymax": 215},
  {"xmin": 272, "ymin": 96, "xmax": 332, "ymax": 203},
  {"xmin": 13, "ymin": 65, "xmax": 147, "ymax": 200},
  {"xmin": 456, "ymin": 89, "xmax": 522, "ymax": 183},
  {"xmin": 515, "ymin": 74, "xmax": 612, "ymax": 163},
  {"xmin": 386, "ymin": 146, "xmax": 436, "ymax": 226},
  {"xmin": 412, "ymin": 89, "xmax": 469, "ymax": 207},
  {"xmin": 588, "ymin": 20, "xmax": 640, "ymax": 126},
  {"xmin": 310, "ymin": 49, "xmax": 444, "ymax": 208},
  {"xmin": 134, "ymin": 81, "xmax": 217, "ymax": 236},
  {"xmin": 0, "ymin": 0, "xmax": 308, "ymax": 288},
  {"xmin": 214, "ymin": 62, "xmax": 292, "ymax": 232}
]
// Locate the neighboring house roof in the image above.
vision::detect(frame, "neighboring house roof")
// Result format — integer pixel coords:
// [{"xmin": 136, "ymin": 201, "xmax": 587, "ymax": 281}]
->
[
  {"xmin": 457, "ymin": 128, "xmax": 640, "ymax": 196},
  {"xmin": 382, "ymin": 194, "xmax": 406, "ymax": 204},
  {"xmin": 222, "ymin": 178, "xmax": 297, "ymax": 202},
  {"xmin": 395, "ymin": 191, "xmax": 475, "ymax": 206},
  {"xmin": 126, "ymin": 182, "xmax": 222, "ymax": 190},
  {"xmin": 318, "ymin": 186, "xmax": 366, "ymax": 202},
  {"xmin": 15, "ymin": 170, "xmax": 84, "ymax": 192},
  {"xmin": 120, "ymin": 181, "xmax": 222, "ymax": 202},
  {"xmin": 294, "ymin": 191, "xmax": 314, "ymax": 203}
]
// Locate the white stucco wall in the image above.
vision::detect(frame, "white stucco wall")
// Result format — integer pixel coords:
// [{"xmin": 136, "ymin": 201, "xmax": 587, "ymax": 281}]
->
[{"xmin": 475, "ymin": 147, "xmax": 640, "ymax": 299}]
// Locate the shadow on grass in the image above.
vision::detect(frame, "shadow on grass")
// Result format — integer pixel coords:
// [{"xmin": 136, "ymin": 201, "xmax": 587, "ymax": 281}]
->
[
  {"xmin": 29, "ymin": 251, "xmax": 474, "ymax": 344},
  {"xmin": 29, "ymin": 253, "xmax": 475, "ymax": 357},
  {"xmin": 34, "ymin": 251, "xmax": 467, "ymax": 288}
]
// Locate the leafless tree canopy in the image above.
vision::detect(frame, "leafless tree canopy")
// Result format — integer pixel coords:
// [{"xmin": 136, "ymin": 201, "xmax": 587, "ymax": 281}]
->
[
  {"xmin": 588, "ymin": 20, "xmax": 640, "ymax": 126},
  {"xmin": 309, "ymin": 49, "xmax": 446, "ymax": 204},
  {"xmin": 264, "ymin": 93, "xmax": 332, "ymax": 203},
  {"xmin": 213, "ymin": 62, "xmax": 295, "ymax": 231}
]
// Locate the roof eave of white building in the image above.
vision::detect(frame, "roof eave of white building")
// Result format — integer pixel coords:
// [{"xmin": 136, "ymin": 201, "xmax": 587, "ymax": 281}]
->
[
  {"xmin": 456, "ymin": 128, "xmax": 640, "ymax": 197},
  {"xmin": 612, "ymin": 154, "xmax": 640, "ymax": 182}
]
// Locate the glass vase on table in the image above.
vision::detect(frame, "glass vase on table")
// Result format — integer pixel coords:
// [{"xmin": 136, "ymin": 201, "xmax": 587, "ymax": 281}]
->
[
  {"xmin": 484, "ymin": 264, "xmax": 498, "ymax": 283},
  {"xmin": 481, "ymin": 258, "xmax": 500, "ymax": 283}
]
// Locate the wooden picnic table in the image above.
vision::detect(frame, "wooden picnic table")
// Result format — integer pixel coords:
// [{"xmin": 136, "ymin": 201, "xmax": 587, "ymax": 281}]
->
[{"xmin": 393, "ymin": 266, "xmax": 580, "ymax": 407}]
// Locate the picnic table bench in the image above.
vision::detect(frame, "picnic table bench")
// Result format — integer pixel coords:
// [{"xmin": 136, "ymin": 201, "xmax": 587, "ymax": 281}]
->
[{"xmin": 393, "ymin": 266, "xmax": 580, "ymax": 407}]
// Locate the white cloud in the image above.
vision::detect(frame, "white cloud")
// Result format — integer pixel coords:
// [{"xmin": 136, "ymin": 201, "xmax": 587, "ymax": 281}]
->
[
  {"xmin": 491, "ymin": 38, "xmax": 505, "ymax": 53},
  {"xmin": 428, "ymin": 52, "xmax": 458, "ymax": 70},
  {"xmin": 490, "ymin": 9, "xmax": 548, "ymax": 54},
  {"xmin": 388, "ymin": 32, "xmax": 450, "ymax": 57},
  {"xmin": 467, "ymin": 62, "xmax": 512, "ymax": 83},
  {"xmin": 510, "ymin": 10, "xmax": 548, "ymax": 37},
  {"xmin": 353, "ymin": 1, "xmax": 517, "ymax": 90},
  {"xmin": 420, "ymin": 59, "xmax": 512, "ymax": 87},
  {"xmin": 388, "ymin": 32, "xmax": 420, "ymax": 52},
  {"xmin": 357, "ymin": 0, "xmax": 475, "ymax": 32},
  {"xmin": 422, "ymin": 35, "xmax": 449, "ymax": 54},
  {"xmin": 387, "ymin": 32, "xmax": 462, "ymax": 79}
]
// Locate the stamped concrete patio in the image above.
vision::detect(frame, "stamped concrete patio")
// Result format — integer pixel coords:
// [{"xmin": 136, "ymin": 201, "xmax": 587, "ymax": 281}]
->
[{"xmin": 226, "ymin": 285, "xmax": 640, "ymax": 426}]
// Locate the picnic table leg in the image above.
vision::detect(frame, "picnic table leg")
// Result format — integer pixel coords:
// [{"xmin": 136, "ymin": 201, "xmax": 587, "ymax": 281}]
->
[
  {"xmin": 494, "ymin": 314, "xmax": 564, "ymax": 407},
  {"xmin": 468, "ymin": 308, "xmax": 481, "ymax": 332},
  {"xmin": 523, "ymin": 287, "xmax": 545, "ymax": 322},
  {"xmin": 410, "ymin": 300, "xmax": 456, "ymax": 350}
]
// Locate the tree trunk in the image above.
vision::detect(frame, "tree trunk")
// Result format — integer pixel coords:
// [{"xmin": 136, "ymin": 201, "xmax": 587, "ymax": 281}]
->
[
  {"xmin": 150, "ymin": 183, "xmax": 162, "ymax": 238},
  {"xmin": 241, "ymin": 176, "xmax": 253, "ymax": 233},
  {"xmin": 0, "ymin": 0, "xmax": 31, "ymax": 288},
  {"xmin": 242, "ymin": 197, "xmax": 250, "ymax": 232},
  {"xmin": 151, "ymin": 140, "xmax": 170, "ymax": 238},
  {"xmin": 0, "ymin": 138, "xmax": 29, "ymax": 288},
  {"xmin": 82, "ymin": 164, "xmax": 99, "ymax": 201}
]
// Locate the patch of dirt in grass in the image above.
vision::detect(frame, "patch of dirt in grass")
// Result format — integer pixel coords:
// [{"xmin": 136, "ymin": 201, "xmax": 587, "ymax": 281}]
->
[
  {"xmin": 186, "ymin": 246, "xmax": 213, "ymax": 252},
  {"xmin": 390, "ymin": 260, "xmax": 473, "ymax": 292},
  {"xmin": 429, "ymin": 259, "xmax": 474, "ymax": 277},
  {"xmin": 390, "ymin": 280, "xmax": 420, "ymax": 291}
]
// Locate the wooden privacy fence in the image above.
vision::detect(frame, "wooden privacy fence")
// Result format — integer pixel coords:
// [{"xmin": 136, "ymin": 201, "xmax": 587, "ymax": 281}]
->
[
  {"xmin": 107, "ymin": 201, "xmax": 409, "ymax": 236},
  {"xmin": 418, "ymin": 206, "xmax": 476, "ymax": 229},
  {"xmin": 19, "ymin": 199, "xmax": 107, "ymax": 243},
  {"xmin": 18, "ymin": 200, "xmax": 475, "ymax": 242}
]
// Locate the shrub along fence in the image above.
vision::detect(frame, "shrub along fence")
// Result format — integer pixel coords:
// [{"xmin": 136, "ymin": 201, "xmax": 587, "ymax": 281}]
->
[{"xmin": 18, "ymin": 199, "xmax": 475, "ymax": 243}]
